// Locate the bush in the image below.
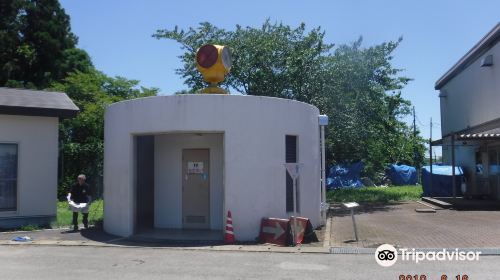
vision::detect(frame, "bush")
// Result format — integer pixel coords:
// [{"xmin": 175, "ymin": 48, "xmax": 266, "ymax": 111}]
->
[
  {"xmin": 52, "ymin": 199, "xmax": 104, "ymax": 228},
  {"xmin": 327, "ymin": 185, "xmax": 423, "ymax": 203},
  {"xmin": 19, "ymin": 224, "xmax": 41, "ymax": 231}
]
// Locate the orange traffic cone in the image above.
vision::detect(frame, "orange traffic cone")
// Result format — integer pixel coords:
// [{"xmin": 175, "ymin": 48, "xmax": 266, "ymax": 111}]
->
[{"xmin": 224, "ymin": 210, "xmax": 235, "ymax": 244}]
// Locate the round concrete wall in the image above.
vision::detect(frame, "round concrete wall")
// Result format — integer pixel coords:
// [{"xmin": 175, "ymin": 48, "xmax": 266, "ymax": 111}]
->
[{"xmin": 104, "ymin": 94, "xmax": 321, "ymax": 240}]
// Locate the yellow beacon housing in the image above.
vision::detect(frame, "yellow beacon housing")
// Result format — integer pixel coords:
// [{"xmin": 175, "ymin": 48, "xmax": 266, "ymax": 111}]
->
[{"xmin": 195, "ymin": 44, "xmax": 232, "ymax": 94}]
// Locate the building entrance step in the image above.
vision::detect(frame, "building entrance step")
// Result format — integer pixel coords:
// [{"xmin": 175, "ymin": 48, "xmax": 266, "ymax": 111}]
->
[{"xmin": 421, "ymin": 197, "xmax": 453, "ymax": 209}]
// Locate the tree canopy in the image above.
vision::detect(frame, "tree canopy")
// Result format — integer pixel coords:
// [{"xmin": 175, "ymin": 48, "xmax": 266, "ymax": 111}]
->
[
  {"xmin": 51, "ymin": 70, "xmax": 158, "ymax": 198},
  {"xmin": 154, "ymin": 21, "xmax": 425, "ymax": 181},
  {"xmin": 1, "ymin": 0, "xmax": 158, "ymax": 197},
  {"xmin": 0, "ymin": 0, "xmax": 92, "ymax": 89}
]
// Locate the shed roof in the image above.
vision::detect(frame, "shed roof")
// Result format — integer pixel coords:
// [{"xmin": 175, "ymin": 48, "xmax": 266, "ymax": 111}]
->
[
  {"xmin": 0, "ymin": 87, "xmax": 79, "ymax": 118},
  {"xmin": 431, "ymin": 133, "xmax": 500, "ymax": 146},
  {"xmin": 435, "ymin": 23, "xmax": 500, "ymax": 90}
]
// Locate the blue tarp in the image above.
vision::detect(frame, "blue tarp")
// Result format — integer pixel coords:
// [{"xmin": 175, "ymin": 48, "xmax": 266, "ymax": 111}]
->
[
  {"xmin": 421, "ymin": 165, "xmax": 464, "ymax": 197},
  {"xmin": 386, "ymin": 164, "xmax": 418, "ymax": 185},
  {"xmin": 326, "ymin": 162, "xmax": 364, "ymax": 190}
]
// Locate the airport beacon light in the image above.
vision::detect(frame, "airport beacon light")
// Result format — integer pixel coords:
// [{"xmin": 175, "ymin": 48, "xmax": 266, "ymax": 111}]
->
[{"xmin": 196, "ymin": 44, "xmax": 232, "ymax": 94}]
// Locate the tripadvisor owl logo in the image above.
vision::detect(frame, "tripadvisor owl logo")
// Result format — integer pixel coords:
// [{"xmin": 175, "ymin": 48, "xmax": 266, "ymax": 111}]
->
[{"xmin": 375, "ymin": 244, "xmax": 398, "ymax": 267}]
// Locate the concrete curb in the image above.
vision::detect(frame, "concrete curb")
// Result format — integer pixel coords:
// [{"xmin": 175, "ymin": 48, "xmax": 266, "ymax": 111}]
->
[
  {"xmin": 3, "ymin": 240, "xmax": 500, "ymax": 255},
  {"xmin": 0, "ymin": 239, "xmax": 330, "ymax": 254},
  {"xmin": 0, "ymin": 227, "xmax": 71, "ymax": 234},
  {"xmin": 322, "ymin": 216, "xmax": 332, "ymax": 248},
  {"xmin": 329, "ymin": 247, "xmax": 500, "ymax": 256}
]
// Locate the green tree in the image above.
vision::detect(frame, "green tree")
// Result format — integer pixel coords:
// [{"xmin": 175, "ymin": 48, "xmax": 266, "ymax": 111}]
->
[
  {"xmin": 154, "ymin": 21, "xmax": 426, "ymax": 181},
  {"xmin": 51, "ymin": 70, "xmax": 159, "ymax": 198},
  {"xmin": 322, "ymin": 38, "xmax": 426, "ymax": 179},
  {"xmin": 0, "ymin": 0, "xmax": 25, "ymax": 85},
  {"xmin": 0, "ymin": 0, "xmax": 92, "ymax": 88},
  {"xmin": 153, "ymin": 20, "xmax": 331, "ymax": 102},
  {"xmin": 2, "ymin": 0, "xmax": 159, "ymax": 198}
]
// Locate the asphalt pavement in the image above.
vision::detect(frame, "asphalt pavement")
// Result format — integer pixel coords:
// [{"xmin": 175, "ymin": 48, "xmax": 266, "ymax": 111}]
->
[
  {"xmin": 1, "ymin": 245, "xmax": 499, "ymax": 280},
  {"xmin": 330, "ymin": 201, "xmax": 500, "ymax": 248}
]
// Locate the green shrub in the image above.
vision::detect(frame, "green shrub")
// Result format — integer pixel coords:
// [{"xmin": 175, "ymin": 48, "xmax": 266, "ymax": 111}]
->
[
  {"xmin": 19, "ymin": 224, "xmax": 40, "ymax": 231},
  {"xmin": 52, "ymin": 199, "xmax": 104, "ymax": 228},
  {"xmin": 327, "ymin": 185, "xmax": 423, "ymax": 203}
]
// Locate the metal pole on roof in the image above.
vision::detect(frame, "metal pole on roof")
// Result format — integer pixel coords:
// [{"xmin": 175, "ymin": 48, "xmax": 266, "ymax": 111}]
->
[{"xmin": 451, "ymin": 133, "xmax": 456, "ymax": 198}]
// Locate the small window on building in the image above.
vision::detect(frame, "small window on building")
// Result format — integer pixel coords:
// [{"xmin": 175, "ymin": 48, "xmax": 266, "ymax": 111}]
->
[
  {"xmin": 286, "ymin": 135, "xmax": 299, "ymax": 212},
  {"xmin": 0, "ymin": 144, "xmax": 18, "ymax": 211}
]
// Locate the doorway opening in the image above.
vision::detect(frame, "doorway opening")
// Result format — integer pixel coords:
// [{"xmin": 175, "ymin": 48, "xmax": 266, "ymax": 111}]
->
[{"xmin": 134, "ymin": 133, "xmax": 224, "ymax": 240}]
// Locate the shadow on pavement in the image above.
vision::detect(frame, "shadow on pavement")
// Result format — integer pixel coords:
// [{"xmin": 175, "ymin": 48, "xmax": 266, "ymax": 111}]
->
[{"xmin": 78, "ymin": 228, "xmax": 262, "ymax": 248}]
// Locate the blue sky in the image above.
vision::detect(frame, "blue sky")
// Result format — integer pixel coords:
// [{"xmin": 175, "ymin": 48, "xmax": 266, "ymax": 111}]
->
[{"xmin": 60, "ymin": 0, "xmax": 499, "ymax": 155}]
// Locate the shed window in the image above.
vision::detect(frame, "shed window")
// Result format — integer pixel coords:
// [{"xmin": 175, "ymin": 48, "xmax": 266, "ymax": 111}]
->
[
  {"xmin": 286, "ymin": 135, "xmax": 299, "ymax": 212},
  {"xmin": 0, "ymin": 144, "xmax": 17, "ymax": 211}
]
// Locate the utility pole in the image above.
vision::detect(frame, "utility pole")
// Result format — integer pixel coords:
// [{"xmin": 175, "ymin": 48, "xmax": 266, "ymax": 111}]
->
[
  {"xmin": 429, "ymin": 117, "xmax": 433, "ymax": 196},
  {"xmin": 430, "ymin": 117, "xmax": 432, "ymax": 143},
  {"xmin": 413, "ymin": 106, "xmax": 417, "ymax": 139},
  {"xmin": 430, "ymin": 117, "xmax": 433, "ymax": 164},
  {"xmin": 413, "ymin": 106, "xmax": 419, "ymax": 182}
]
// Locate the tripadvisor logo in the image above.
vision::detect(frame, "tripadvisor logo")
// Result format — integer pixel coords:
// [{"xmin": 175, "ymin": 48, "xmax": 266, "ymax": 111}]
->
[
  {"xmin": 375, "ymin": 244, "xmax": 398, "ymax": 267},
  {"xmin": 375, "ymin": 244, "xmax": 481, "ymax": 267}
]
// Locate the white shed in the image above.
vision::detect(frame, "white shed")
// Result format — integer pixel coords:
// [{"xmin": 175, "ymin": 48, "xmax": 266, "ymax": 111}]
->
[
  {"xmin": 103, "ymin": 94, "xmax": 323, "ymax": 241},
  {"xmin": 0, "ymin": 88, "xmax": 78, "ymax": 228}
]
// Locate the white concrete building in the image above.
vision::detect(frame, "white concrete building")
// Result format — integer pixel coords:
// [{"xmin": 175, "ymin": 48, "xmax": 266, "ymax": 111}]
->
[
  {"xmin": 0, "ymin": 88, "xmax": 78, "ymax": 228},
  {"xmin": 104, "ymin": 94, "xmax": 323, "ymax": 241},
  {"xmin": 434, "ymin": 23, "xmax": 500, "ymax": 200}
]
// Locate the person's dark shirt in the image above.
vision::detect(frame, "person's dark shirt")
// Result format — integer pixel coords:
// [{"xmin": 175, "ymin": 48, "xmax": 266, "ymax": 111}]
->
[{"xmin": 70, "ymin": 182, "xmax": 91, "ymax": 203}]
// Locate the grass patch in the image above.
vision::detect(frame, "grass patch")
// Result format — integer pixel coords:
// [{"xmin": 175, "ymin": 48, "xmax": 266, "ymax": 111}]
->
[
  {"xmin": 19, "ymin": 224, "xmax": 41, "ymax": 231},
  {"xmin": 52, "ymin": 199, "xmax": 103, "ymax": 228},
  {"xmin": 327, "ymin": 185, "xmax": 423, "ymax": 203}
]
